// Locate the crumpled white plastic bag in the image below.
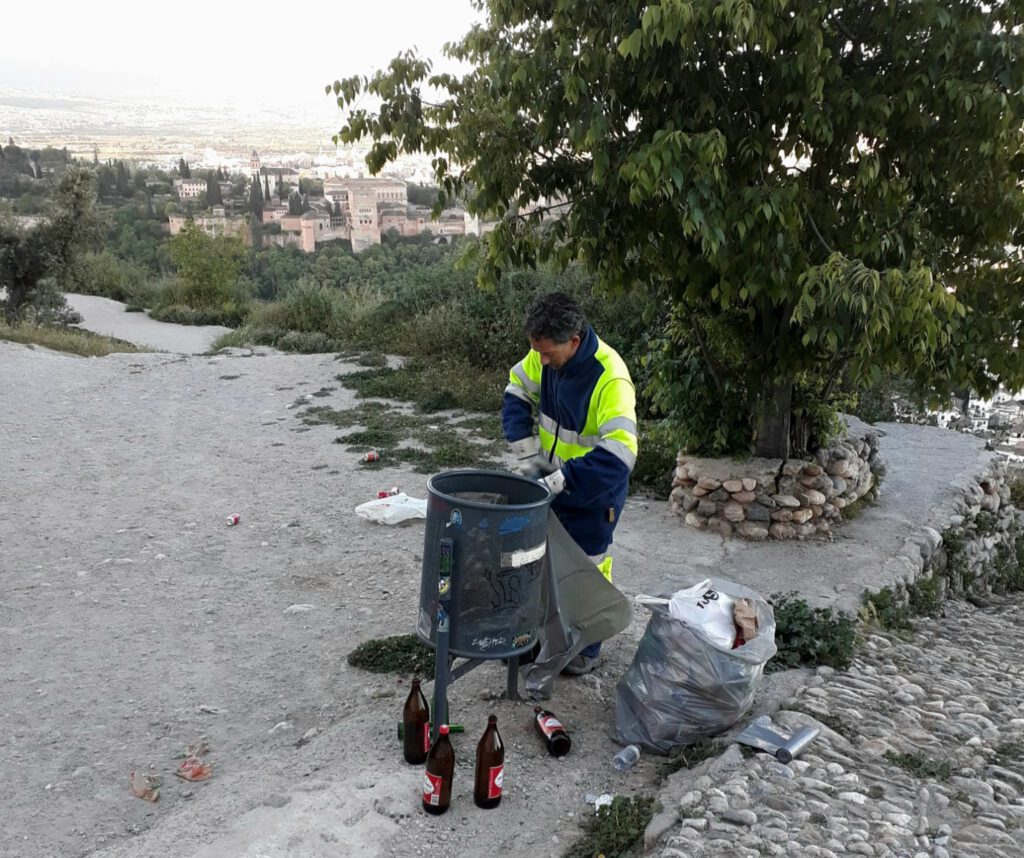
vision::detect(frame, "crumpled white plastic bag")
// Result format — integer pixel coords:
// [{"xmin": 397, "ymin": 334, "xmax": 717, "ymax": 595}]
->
[
  {"xmin": 354, "ymin": 492, "xmax": 428, "ymax": 525},
  {"xmin": 636, "ymin": 579, "xmax": 737, "ymax": 650}
]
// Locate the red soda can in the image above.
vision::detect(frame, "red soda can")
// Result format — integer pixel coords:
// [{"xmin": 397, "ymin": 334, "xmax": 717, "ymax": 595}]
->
[
  {"xmin": 226, "ymin": 513, "xmax": 240, "ymax": 526},
  {"xmin": 364, "ymin": 450, "xmax": 380, "ymax": 463},
  {"xmin": 377, "ymin": 486, "xmax": 399, "ymax": 498}
]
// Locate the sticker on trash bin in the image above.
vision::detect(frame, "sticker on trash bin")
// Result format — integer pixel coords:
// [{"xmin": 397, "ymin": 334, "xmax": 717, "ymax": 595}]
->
[{"xmin": 500, "ymin": 542, "xmax": 546, "ymax": 569}]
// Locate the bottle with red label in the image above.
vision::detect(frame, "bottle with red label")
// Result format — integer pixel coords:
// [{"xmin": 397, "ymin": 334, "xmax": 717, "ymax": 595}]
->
[
  {"xmin": 402, "ymin": 677, "xmax": 430, "ymax": 765},
  {"xmin": 533, "ymin": 705, "xmax": 572, "ymax": 757},
  {"xmin": 473, "ymin": 714, "xmax": 504, "ymax": 809},
  {"xmin": 422, "ymin": 724, "xmax": 454, "ymax": 815}
]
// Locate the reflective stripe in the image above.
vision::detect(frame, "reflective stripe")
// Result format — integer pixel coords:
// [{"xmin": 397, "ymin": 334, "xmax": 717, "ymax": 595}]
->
[
  {"xmin": 597, "ymin": 438, "xmax": 637, "ymax": 469},
  {"xmin": 538, "ymin": 413, "xmax": 603, "ymax": 448},
  {"xmin": 505, "ymin": 382, "xmax": 533, "ymax": 404},
  {"xmin": 511, "ymin": 362, "xmax": 540, "ymax": 395},
  {"xmin": 600, "ymin": 417, "xmax": 638, "ymax": 435},
  {"xmin": 539, "ymin": 413, "xmax": 638, "ymax": 452},
  {"xmin": 501, "ymin": 542, "xmax": 547, "ymax": 568}
]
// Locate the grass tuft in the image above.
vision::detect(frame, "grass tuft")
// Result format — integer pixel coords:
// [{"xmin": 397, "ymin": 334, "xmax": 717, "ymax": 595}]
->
[{"xmin": 884, "ymin": 750, "xmax": 951, "ymax": 781}]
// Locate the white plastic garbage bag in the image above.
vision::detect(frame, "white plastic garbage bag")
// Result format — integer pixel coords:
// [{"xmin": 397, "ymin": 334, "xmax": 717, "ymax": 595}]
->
[
  {"xmin": 635, "ymin": 579, "xmax": 737, "ymax": 650},
  {"xmin": 354, "ymin": 492, "xmax": 427, "ymax": 525}
]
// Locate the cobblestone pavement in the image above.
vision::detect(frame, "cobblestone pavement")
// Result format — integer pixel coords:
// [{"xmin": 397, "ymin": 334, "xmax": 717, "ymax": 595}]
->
[{"xmin": 654, "ymin": 596, "xmax": 1024, "ymax": 857}]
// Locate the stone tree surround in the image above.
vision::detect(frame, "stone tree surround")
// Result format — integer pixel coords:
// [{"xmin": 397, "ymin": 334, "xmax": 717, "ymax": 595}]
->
[{"xmin": 670, "ymin": 430, "xmax": 885, "ymax": 540}]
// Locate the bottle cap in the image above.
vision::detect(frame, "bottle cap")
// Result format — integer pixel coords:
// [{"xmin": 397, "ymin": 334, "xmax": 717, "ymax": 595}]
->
[{"xmin": 439, "ymin": 724, "xmax": 450, "ymax": 735}]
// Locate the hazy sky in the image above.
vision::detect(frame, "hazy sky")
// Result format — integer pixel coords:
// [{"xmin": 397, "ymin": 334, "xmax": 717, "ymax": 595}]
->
[{"xmin": 1, "ymin": 0, "xmax": 483, "ymax": 119}]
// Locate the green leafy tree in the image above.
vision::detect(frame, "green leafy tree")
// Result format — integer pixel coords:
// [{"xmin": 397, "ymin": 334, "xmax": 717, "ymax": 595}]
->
[
  {"xmin": 329, "ymin": 0, "xmax": 1024, "ymax": 458},
  {"xmin": 178, "ymin": 158, "xmax": 191, "ymax": 179},
  {"xmin": 287, "ymin": 191, "xmax": 302, "ymax": 216},
  {"xmin": 0, "ymin": 166, "xmax": 105, "ymax": 323},
  {"xmin": 264, "ymin": 175, "xmax": 271, "ymax": 201},
  {"xmin": 299, "ymin": 177, "xmax": 323, "ymax": 196},
  {"xmin": 166, "ymin": 221, "xmax": 245, "ymax": 308}
]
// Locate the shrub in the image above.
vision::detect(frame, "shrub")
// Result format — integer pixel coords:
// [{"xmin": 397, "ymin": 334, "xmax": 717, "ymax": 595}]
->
[
  {"xmin": 67, "ymin": 251, "xmax": 150, "ymax": 304},
  {"xmin": 1010, "ymin": 475, "xmax": 1024, "ymax": 509},
  {"xmin": 630, "ymin": 420, "xmax": 678, "ymax": 499}
]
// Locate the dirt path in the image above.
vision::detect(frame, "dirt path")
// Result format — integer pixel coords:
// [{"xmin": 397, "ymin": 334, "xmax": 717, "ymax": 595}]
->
[{"xmin": 65, "ymin": 293, "xmax": 231, "ymax": 354}]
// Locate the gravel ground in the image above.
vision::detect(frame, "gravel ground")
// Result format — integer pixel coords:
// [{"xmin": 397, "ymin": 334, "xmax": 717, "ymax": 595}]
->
[{"xmin": 0, "ymin": 342, "xmax": 676, "ymax": 858}]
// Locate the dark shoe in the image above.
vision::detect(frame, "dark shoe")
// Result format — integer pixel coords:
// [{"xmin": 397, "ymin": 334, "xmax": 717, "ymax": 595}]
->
[{"xmin": 561, "ymin": 653, "xmax": 602, "ymax": 676}]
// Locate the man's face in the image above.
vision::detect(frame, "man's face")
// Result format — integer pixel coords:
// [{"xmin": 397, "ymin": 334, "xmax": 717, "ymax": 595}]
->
[{"xmin": 530, "ymin": 335, "xmax": 581, "ymax": 371}]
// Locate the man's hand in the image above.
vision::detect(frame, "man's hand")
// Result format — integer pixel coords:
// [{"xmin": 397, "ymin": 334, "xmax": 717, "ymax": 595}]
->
[{"xmin": 510, "ymin": 437, "xmax": 547, "ymax": 479}]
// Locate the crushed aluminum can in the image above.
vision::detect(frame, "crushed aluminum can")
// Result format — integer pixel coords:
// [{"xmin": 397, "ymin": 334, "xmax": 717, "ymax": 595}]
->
[
  {"xmin": 364, "ymin": 450, "xmax": 380, "ymax": 463},
  {"xmin": 377, "ymin": 486, "xmax": 399, "ymax": 498},
  {"xmin": 735, "ymin": 715, "xmax": 819, "ymax": 764},
  {"xmin": 226, "ymin": 514, "xmax": 240, "ymax": 526}
]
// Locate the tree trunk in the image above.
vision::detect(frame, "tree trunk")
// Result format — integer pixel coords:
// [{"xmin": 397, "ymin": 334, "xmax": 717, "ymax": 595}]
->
[{"xmin": 754, "ymin": 380, "xmax": 792, "ymax": 459}]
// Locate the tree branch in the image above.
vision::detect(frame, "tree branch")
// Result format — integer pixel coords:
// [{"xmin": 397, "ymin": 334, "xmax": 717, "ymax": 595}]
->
[
  {"xmin": 692, "ymin": 316, "xmax": 728, "ymax": 401},
  {"xmin": 807, "ymin": 210, "xmax": 834, "ymax": 256}
]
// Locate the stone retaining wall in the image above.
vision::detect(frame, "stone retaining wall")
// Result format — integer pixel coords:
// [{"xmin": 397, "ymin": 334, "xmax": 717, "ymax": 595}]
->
[
  {"xmin": 881, "ymin": 458, "xmax": 1020, "ymax": 606},
  {"xmin": 670, "ymin": 429, "xmax": 885, "ymax": 540}
]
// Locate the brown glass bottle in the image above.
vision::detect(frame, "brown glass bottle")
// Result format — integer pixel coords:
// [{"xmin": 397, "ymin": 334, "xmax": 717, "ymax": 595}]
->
[
  {"xmin": 422, "ymin": 724, "xmax": 455, "ymax": 815},
  {"xmin": 473, "ymin": 715, "xmax": 505, "ymax": 809},
  {"xmin": 402, "ymin": 678, "xmax": 430, "ymax": 765},
  {"xmin": 533, "ymin": 705, "xmax": 571, "ymax": 757}
]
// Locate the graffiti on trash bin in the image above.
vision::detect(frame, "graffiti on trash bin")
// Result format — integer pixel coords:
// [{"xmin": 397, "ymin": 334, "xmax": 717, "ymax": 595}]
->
[
  {"xmin": 484, "ymin": 567, "xmax": 526, "ymax": 610},
  {"xmin": 471, "ymin": 635, "xmax": 507, "ymax": 650}
]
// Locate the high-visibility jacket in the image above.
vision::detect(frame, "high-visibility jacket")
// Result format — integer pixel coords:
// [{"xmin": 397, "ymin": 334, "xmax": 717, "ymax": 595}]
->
[{"xmin": 501, "ymin": 325, "xmax": 638, "ymax": 555}]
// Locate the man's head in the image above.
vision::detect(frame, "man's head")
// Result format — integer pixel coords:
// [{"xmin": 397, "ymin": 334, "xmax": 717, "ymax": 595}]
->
[{"xmin": 524, "ymin": 292, "xmax": 587, "ymax": 370}]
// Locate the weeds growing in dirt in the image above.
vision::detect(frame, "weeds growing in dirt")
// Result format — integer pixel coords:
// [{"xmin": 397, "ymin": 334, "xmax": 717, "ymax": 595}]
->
[
  {"xmin": 0, "ymin": 322, "xmax": 143, "ymax": 356},
  {"xmin": 301, "ymin": 400, "xmax": 503, "ymax": 473},
  {"xmin": 565, "ymin": 795, "xmax": 659, "ymax": 858},
  {"xmin": 658, "ymin": 738, "xmax": 721, "ymax": 776},
  {"xmin": 347, "ymin": 635, "xmax": 435, "ymax": 675},
  {"xmin": 884, "ymin": 750, "xmax": 951, "ymax": 781},
  {"xmin": 768, "ymin": 594, "xmax": 856, "ymax": 671},
  {"xmin": 338, "ymin": 359, "xmax": 505, "ymax": 414}
]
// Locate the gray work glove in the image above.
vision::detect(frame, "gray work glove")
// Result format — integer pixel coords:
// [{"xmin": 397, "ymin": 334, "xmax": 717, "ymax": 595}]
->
[{"xmin": 539, "ymin": 469, "xmax": 566, "ymax": 495}]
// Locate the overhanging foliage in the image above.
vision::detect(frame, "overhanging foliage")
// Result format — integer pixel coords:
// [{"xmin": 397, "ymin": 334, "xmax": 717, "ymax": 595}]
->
[{"xmin": 328, "ymin": 0, "xmax": 1024, "ymax": 456}]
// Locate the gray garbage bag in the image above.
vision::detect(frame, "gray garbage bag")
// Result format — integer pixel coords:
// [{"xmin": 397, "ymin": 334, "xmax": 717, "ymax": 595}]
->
[
  {"xmin": 520, "ymin": 512, "xmax": 633, "ymax": 699},
  {"xmin": 614, "ymin": 577, "xmax": 777, "ymax": 754}
]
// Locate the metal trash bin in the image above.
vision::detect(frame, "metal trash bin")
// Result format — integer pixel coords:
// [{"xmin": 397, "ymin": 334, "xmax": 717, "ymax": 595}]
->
[{"xmin": 417, "ymin": 469, "xmax": 552, "ymax": 660}]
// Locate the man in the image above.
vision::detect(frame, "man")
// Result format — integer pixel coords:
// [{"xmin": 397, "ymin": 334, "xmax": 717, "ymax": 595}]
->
[{"xmin": 502, "ymin": 292, "xmax": 638, "ymax": 675}]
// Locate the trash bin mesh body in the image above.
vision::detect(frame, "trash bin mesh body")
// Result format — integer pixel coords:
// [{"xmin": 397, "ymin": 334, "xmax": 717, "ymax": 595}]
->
[{"xmin": 417, "ymin": 470, "xmax": 551, "ymax": 659}]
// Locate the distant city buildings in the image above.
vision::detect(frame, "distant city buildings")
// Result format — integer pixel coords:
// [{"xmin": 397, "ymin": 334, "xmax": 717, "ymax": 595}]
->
[
  {"xmin": 173, "ymin": 178, "xmax": 207, "ymax": 199},
  {"xmin": 167, "ymin": 149, "xmax": 504, "ymax": 253}
]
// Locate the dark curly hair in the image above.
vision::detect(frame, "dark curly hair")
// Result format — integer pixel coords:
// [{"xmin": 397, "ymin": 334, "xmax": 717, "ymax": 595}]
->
[{"xmin": 524, "ymin": 292, "xmax": 587, "ymax": 343}]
